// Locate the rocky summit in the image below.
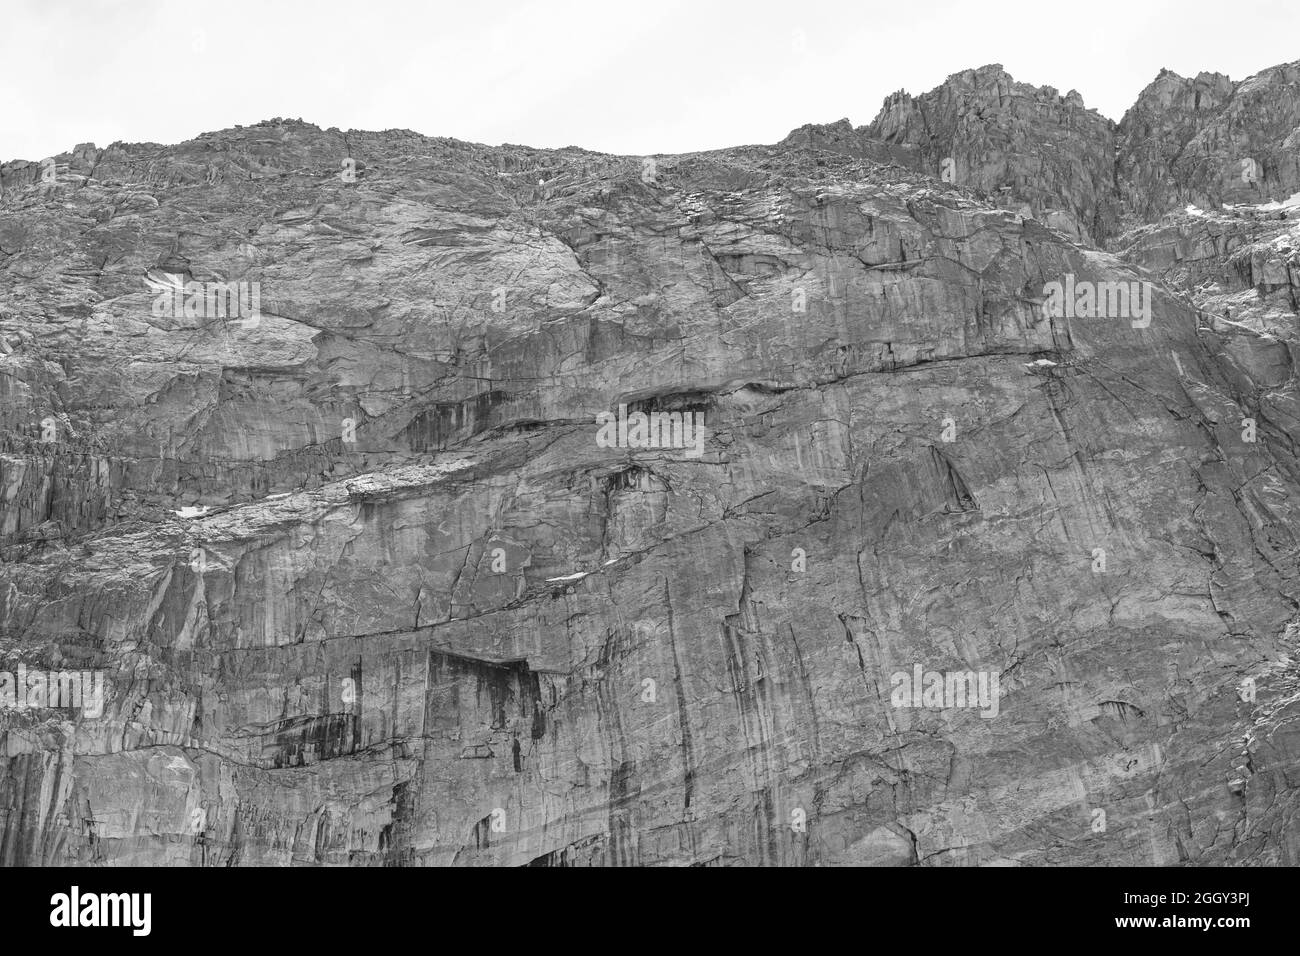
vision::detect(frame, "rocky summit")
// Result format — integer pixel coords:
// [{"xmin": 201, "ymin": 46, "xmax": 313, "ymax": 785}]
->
[{"xmin": 2, "ymin": 59, "xmax": 1299, "ymax": 867}]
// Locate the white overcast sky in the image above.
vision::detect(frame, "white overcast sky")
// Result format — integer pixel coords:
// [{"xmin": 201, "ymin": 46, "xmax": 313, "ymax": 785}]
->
[{"xmin": 2, "ymin": 0, "xmax": 1298, "ymax": 162}]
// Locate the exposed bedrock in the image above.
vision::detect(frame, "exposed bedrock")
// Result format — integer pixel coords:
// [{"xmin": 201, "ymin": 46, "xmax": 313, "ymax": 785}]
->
[{"xmin": 2, "ymin": 80, "xmax": 1300, "ymax": 865}]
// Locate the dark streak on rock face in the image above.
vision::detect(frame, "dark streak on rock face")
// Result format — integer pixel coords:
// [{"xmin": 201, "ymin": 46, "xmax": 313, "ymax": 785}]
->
[
  {"xmin": 268, "ymin": 712, "xmax": 358, "ymax": 768},
  {"xmin": 401, "ymin": 391, "xmax": 511, "ymax": 452}
]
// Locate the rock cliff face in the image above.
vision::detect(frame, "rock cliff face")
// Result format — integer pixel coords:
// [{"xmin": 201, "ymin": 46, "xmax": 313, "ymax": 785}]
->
[{"xmin": 2, "ymin": 60, "xmax": 1300, "ymax": 866}]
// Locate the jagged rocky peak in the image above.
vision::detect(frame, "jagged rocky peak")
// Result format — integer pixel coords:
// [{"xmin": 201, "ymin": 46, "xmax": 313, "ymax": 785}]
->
[
  {"xmin": 1114, "ymin": 61, "xmax": 1300, "ymax": 334},
  {"xmin": 866, "ymin": 63, "xmax": 1118, "ymax": 245},
  {"xmin": 1114, "ymin": 69, "xmax": 1236, "ymax": 225},
  {"xmin": 1115, "ymin": 62, "xmax": 1300, "ymax": 224},
  {"xmin": 1137, "ymin": 67, "xmax": 1235, "ymax": 107},
  {"xmin": 872, "ymin": 63, "xmax": 1095, "ymax": 119},
  {"xmin": 803, "ymin": 58, "xmax": 1300, "ymax": 250}
]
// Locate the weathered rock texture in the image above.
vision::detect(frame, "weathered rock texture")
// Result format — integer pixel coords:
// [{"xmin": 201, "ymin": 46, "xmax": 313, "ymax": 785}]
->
[{"xmin": 2, "ymin": 60, "xmax": 1300, "ymax": 866}]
